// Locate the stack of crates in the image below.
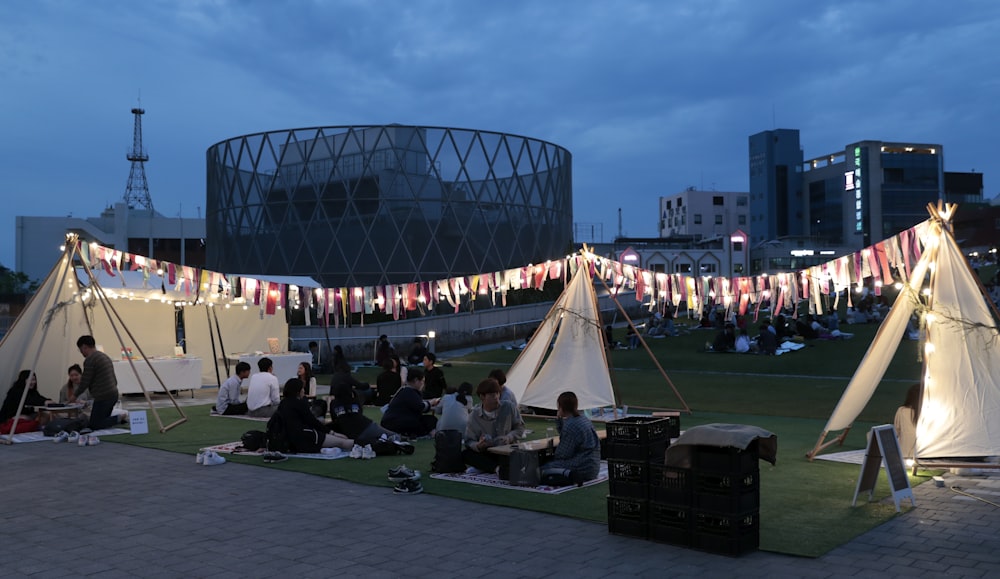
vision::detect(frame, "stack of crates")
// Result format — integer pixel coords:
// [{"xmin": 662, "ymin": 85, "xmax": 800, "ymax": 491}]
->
[
  {"xmin": 689, "ymin": 443, "xmax": 760, "ymax": 556},
  {"xmin": 605, "ymin": 415, "xmax": 680, "ymax": 540}
]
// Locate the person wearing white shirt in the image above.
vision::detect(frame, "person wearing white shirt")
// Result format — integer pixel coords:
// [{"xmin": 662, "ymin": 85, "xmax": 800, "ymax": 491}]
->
[{"xmin": 247, "ymin": 358, "xmax": 280, "ymax": 418}]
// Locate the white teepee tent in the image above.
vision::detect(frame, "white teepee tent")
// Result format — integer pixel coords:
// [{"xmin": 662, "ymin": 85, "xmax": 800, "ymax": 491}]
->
[
  {"xmin": 809, "ymin": 203, "xmax": 1000, "ymax": 461},
  {"xmin": 505, "ymin": 252, "xmax": 690, "ymax": 413},
  {"xmin": 0, "ymin": 235, "xmax": 188, "ymax": 441},
  {"xmin": 505, "ymin": 259, "xmax": 617, "ymax": 410}
]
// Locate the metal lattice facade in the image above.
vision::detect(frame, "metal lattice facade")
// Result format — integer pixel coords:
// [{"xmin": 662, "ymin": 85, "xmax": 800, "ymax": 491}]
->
[{"xmin": 206, "ymin": 125, "xmax": 573, "ymax": 287}]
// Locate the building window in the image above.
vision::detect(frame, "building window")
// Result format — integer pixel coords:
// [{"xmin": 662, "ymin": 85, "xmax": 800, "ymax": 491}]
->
[
  {"xmin": 677, "ymin": 198, "xmax": 683, "ymax": 207},
  {"xmin": 738, "ymin": 215, "xmax": 746, "ymax": 225},
  {"xmin": 713, "ymin": 196, "xmax": 724, "ymax": 206},
  {"xmin": 693, "ymin": 214, "xmax": 702, "ymax": 224},
  {"xmin": 666, "ymin": 200, "xmax": 672, "ymax": 209},
  {"xmin": 675, "ymin": 263, "xmax": 692, "ymax": 273},
  {"xmin": 737, "ymin": 196, "xmax": 748, "ymax": 207},
  {"xmin": 715, "ymin": 215, "xmax": 723, "ymax": 225},
  {"xmin": 700, "ymin": 263, "xmax": 717, "ymax": 273},
  {"xmin": 733, "ymin": 263, "xmax": 744, "ymax": 273},
  {"xmin": 733, "ymin": 241, "xmax": 744, "ymax": 252}
]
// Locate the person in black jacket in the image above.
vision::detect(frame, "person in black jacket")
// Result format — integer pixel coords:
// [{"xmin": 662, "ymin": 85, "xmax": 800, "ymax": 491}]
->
[
  {"xmin": 328, "ymin": 365, "xmax": 403, "ymax": 446},
  {"xmin": 421, "ymin": 352, "xmax": 447, "ymax": 400},
  {"xmin": 374, "ymin": 358, "xmax": 402, "ymax": 406},
  {"xmin": 328, "ymin": 361, "xmax": 374, "ymax": 405},
  {"xmin": 0, "ymin": 370, "xmax": 52, "ymax": 424},
  {"xmin": 275, "ymin": 379, "xmax": 354, "ymax": 453},
  {"xmin": 381, "ymin": 368, "xmax": 440, "ymax": 437}
]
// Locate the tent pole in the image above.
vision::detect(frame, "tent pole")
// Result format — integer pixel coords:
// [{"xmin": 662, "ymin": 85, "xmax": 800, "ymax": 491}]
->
[
  {"xmin": 206, "ymin": 307, "xmax": 223, "ymax": 389},
  {"xmin": 592, "ymin": 263, "xmax": 692, "ymax": 414},
  {"xmin": 78, "ymin": 257, "xmax": 187, "ymax": 433},
  {"xmin": 806, "ymin": 427, "xmax": 851, "ymax": 461}
]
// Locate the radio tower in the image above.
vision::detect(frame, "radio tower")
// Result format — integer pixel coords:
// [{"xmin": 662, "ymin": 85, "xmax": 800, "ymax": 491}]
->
[{"xmin": 124, "ymin": 105, "xmax": 153, "ymax": 210}]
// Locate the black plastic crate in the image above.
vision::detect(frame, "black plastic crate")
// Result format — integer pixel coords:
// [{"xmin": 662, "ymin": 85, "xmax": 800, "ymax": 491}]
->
[
  {"xmin": 652, "ymin": 412, "xmax": 681, "ymax": 439},
  {"xmin": 693, "ymin": 509, "xmax": 760, "ymax": 557},
  {"xmin": 692, "ymin": 443, "xmax": 760, "ymax": 474},
  {"xmin": 694, "ymin": 470, "xmax": 760, "ymax": 513},
  {"xmin": 607, "ymin": 416, "xmax": 671, "ymax": 447},
  {"xmin": 649, "ymin": 464, "xmax": 692, "ymax": 505},
  {"xmin": 606, "ymin": 438, "xmax": 668, "ymax": 463},
  {"xmin": 608, "ymin": 458, "xmax": 651, "ymax": 499},
  {"xmin": 648, "ymin": 502, "xmax": 692, "ymax": 546},
  {"xmin": 607, "ymin": 496, "xmax": 648, "ymax": 539}
]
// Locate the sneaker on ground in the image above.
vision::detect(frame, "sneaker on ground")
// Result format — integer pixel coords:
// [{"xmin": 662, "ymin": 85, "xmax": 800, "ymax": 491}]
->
[
  {"xmin": 349, "ymin": 444, "xmax": 364, "ymax": 459},
  {"xmin": 263, "ymin": 451, "xmax": 288, "ymax": 463},
  {"xmin": 196, "ymin": 450, "xmax": 206, "ymax": 464},
  {"xmin": 78, "ymin": 433, "xmax": 89, "ymax": 447},
  {"xmin": 203, "ymin": 451, "xmax": 226, "ymax": 466},
  {"xmin": 387, "ymin": 465, "xmax": 421, "ymax": 482},
  {"xmin": 87, "ymin": 435, "xmax": 100, "ymax": 446},
  {"xmin": 362, "ymin": 444, "xmax": 376, "ymax": 459},
  {"xmin": 393, "ymin": 479, "xmax": 423, "ymax": 494},
  {"xmin": 465, "ymin": 466, "xmax": 486, "ymax": 475},
  {"xmin": 392, "ymin": 440, "xmax": 415, "ymax": 455},
  {"xmin": 66, "ymin": 432, "xmax": 80, "ymax": 444},
  {"xmin": 53, "ymin": 431, "xmax": 69, "ymax": 443}
]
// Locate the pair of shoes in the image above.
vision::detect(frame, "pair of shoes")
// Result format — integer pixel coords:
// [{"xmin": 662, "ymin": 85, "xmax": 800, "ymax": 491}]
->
[
  {"xmin": 202, "ymin": 450, "xmax": 226, "ymax": 466},
  {"xmin": 387, "ymin": 465, "xmax": 421, "ymax": 483},
  {"xmin": 67, "ymin": 432, "xmax": 81, "ymax": 444},
  {"xmin": 349, "ymin": 444, "xmax": 364, "ymax": 459},
  {"xmin": 362, "ymin": 444, "xmax": 376, "ymax": 459},
  {"xmin": 53, "ymin": 431, "xmax": 70, "ymax": 443},
  {"xmin": 78, "ymin": 434, "xmax": 100, "ymax": 447},
  {"xmin": 393, "ymin": 479, "xmax": 423, "ymax": 494},
  {"xmin": 392, "ymin": 440, "xmax": 416, "ymax": 455},
  {"xmin": 262, "ymin": 451, "xmax": 287, "ymax": 463}
]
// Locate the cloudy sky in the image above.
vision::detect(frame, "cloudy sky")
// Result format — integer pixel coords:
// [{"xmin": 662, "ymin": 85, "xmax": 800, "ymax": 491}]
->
[{"xmin": 2, "ymin": 0, "xmax": 998, "ymax": 270}]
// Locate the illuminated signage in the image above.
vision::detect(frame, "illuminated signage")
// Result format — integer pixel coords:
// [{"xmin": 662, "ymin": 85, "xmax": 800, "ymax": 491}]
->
[
  {"xmin": 854, "ymin": 147, "xmax": 863, "ymax": 232},
  {"xmin": 790, "ymin": 249, "xmax": 815, "ymax": 257}
]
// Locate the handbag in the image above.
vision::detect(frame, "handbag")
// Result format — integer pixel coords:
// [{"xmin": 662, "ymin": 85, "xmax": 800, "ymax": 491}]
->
[{"xmin": 508, "ymin": 449, "xmax": 540, "ymax": 486}]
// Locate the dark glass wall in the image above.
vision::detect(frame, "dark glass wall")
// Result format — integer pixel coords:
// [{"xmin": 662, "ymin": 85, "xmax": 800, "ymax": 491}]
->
[
  {"xmin": 206, "ymin": 126, "xmax": 573, "ymax": 287},
  {"xmin": 880, "ymin": 151, "xmax": 942, "ymax": 239}
]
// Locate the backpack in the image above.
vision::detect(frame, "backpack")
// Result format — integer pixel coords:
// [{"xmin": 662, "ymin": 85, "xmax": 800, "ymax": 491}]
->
[
  {"xmin": 265, "ymin": 412, "xmax": 290, "ymax": 453},
  {"xmin": 431, "ymin": 429, "xmax": 465, "ymax": 473},
  {"xmin": 240, "ymin": 430, "xmax": 267, "ymax": 451}
]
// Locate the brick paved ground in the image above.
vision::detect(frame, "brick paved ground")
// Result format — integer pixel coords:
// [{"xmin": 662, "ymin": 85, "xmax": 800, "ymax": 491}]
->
[{"xmin": 1, "ymin": 439, "xmax": 997, "ymax": 578}]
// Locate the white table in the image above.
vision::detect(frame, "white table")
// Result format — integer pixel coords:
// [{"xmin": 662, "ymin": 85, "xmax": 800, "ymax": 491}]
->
[
  {"xmin": 113, "ymin": 358, "xmax": 203, "ymax": 395},
  {"xmin": 231, "ymin": 353, "xmax": 312, "ymax": 383}
]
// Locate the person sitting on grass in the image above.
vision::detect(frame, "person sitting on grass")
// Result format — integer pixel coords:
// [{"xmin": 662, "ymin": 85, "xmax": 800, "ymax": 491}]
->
[
  {"xmin": 329, "ymin": 365, "xmax": 407, "ymax": 447},
  {"xmin": 540, "ymin": 391, "xmax": 601, "ymax": 486},
  {"xmin": 462, "ymin": 378, "xmax": 525, "ymax": 475},
  {"xmin": 329, "ymin": 360, "xmax": 374, "ymax": 405},
  {"xmin": 215, "ymin": 362, "xmax": 251, "ymax": 415},
  {"xmin": 247, "ymin": 358, "xmax": 280, "ymax": 418},
  {"xmin": 488, "ymin": 368, "xmax": 517, "ymax": 407},
  {"xmin": 380, "ymin": 368, "xmax": 439, "ymax": 438},
  {"xmin": 436, "ymin": 382, "xmax": 473, "ymax": 433},
  {"xmin": 276, "ymin": 378, "xmax": 354, "ymax": 453},
  {"xmin": 756, "ymin": 321, "xmax": 778, "ymax": 355},
  {"xmin": 709, "ymin": 323, "xmax": 736, "ymax": 352}
]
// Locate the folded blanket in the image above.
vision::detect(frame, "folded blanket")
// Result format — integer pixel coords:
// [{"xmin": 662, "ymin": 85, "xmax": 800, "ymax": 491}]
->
[{"xmin": 666, "ymin": 423, "xmax": 777, "ymax": 467}]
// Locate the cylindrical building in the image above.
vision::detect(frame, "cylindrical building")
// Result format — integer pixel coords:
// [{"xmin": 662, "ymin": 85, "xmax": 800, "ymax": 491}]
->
[{"xmin": 206, "ymin": 125, "xmax": 573, "ymax": 287}]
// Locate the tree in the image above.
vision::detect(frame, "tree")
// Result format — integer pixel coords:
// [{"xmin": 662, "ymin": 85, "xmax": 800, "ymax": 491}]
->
[{"xmin": 0, "ymin": 264, "xmax": 39, "ymax": 294}]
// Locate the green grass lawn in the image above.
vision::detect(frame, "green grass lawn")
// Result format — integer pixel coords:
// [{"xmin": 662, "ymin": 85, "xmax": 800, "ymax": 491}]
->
[{"xmin": 112, "ymin": 321, "xmax": 929, "ymax": 558}]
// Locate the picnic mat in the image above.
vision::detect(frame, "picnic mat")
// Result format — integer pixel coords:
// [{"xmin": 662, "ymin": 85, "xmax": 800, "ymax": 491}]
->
[
  {"xmin": 812, "ymin": 449, "xmax": 866, "ymax": 465},
  {"xmin": 209, "ymin": 413, "xmax": 269, "ymax": 422},
  {"xmin": 204, "ymin": 441, "xmax": 348, "ymax": 460},
  {"xmin": 430, "ymin": 461, "xmax": 609, "ymax": 494},
  {"xmin": 8, "ymin": 428, "xmax": 132, "ymax": 444}
]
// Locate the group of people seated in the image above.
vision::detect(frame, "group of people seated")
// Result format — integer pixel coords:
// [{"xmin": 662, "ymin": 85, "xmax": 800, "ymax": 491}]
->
[
  {"xmin": 704, "ymin": 309, "xmax": 854, "ymax": 355},
  {"xmin": 1, "ymin": 335, "xmax": 129, "ymax": 435}
]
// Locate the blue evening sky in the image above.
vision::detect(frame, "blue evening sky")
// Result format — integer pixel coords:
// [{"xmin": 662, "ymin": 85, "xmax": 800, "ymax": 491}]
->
[{"xmin": 2, "ymin": 0, "xmax": 998, "ymax": 269}]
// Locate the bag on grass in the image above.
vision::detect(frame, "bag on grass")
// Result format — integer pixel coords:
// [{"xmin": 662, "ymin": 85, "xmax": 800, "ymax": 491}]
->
[
  {"xmin": 431, "ymin": 429, "xmax": 465, "ymax": 473},
  {"xmin": 240, "ymin": 430, "xmax": 267, "ymax": 451},
  {"xmin": 265, "ymin": 413, "xmax": 290, "ymax": 453},
  {"xmin": 509, "ymin": 450, "xmax": 540, "ymax": 486},
  {"xmin": 43, "ymin": 417, "xmax": 88, "ymax": 437}
]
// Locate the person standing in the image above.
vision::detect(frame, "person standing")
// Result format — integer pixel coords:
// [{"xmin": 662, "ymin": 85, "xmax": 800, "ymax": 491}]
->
[
  {"xmin": 70, "ymin": 335, "xmax": 120, "ymax": 430},
  {"xmin": 422, "ymin": 352, "xmax": 447, "ymax": 400},
  {"xmin": 247, "ymin": 358, "xmax": 280, "ymax": 418}
]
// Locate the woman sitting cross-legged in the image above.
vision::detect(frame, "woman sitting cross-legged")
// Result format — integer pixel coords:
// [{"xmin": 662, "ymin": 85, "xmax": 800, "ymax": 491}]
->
[
  {"xmin": 540, "ymin": 391, "xmax": 601, "ymax": 487},
  {"xmin": 275, "ymin": 379, "xmax": 354, "ymax": 453}
]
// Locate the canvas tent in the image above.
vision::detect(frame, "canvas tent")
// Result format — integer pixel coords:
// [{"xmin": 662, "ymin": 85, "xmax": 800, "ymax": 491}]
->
[
  {"xmin": 808, "ymin": 203, "xmax": 1000, "ymax": 462},
  {"xmin": 505, "ymin": 251, "xmax": 689, "ymax": 412},
  {"xmin": 0, "ymin": 236, "xmax": 187, "ymax": 438}
]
